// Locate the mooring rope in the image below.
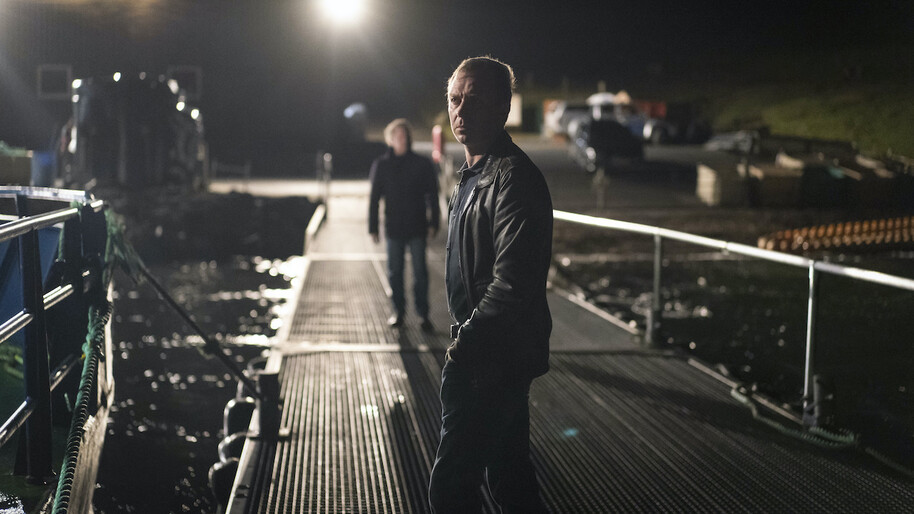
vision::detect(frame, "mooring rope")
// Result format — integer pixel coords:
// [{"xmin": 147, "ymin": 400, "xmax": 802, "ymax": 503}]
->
[
  {"xmin": 730, "ymin": 385, "xmax": 914, "ymax": 478},
  {"xmin": 51, "ymin": 300, "xmax": 112, "ymax": 514},
  {"xmin": 50, "ymin": 205, "xmax": 134, "ymax": 513}
]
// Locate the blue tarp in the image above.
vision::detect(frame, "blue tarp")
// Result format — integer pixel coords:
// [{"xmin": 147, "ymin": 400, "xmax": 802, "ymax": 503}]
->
[{"xmin": 0, "ymin": 226, "xmax": 62, "ymax": 348}]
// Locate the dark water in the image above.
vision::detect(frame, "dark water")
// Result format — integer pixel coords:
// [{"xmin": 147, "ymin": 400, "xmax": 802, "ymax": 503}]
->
[
  {"xmin": 92, "ymin": 256, "xmax": 300, "ymax": 513},
  {"xmin": 82, "ymin": 190, "xmax": 314, "ymax": 512}
]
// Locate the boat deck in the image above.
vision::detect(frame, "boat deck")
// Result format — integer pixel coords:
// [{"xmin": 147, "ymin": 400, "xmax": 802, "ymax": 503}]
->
[{"xmin": 228, "ymin": 186, "xmax": 914, "ymax": 513}]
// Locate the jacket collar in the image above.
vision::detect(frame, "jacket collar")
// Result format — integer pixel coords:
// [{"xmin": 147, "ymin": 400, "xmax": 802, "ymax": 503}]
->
[
  {"xmin": 476, "ymin": 131, "xmax": 514, "ymax": 187},
  {"xmin": 384, "ymin": 147, "xmax": 413, "ymax": 159}
]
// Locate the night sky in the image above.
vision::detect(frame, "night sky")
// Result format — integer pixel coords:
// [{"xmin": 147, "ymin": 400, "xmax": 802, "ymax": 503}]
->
[{"xmin": 1, "ymin": 0, "xmax": 912, "ymax": 165}]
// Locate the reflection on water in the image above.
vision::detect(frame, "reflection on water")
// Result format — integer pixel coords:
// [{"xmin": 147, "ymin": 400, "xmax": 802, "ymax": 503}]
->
[
  {"xmin": 0, "ymin": 491, "xmax": 24, "ymax": 513},
  {"xmin": 93, "ymin": 256, "xmax": 301, "ymax": 513}
]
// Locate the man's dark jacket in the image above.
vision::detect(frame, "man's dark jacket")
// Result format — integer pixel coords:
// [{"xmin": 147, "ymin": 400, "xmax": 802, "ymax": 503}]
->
[
  {"xmin": 369, "ymin": 149, "xmax": 440, "ymax": 239},
  {"xmin": 450, "ymin": 132, "xmax": 553, "ymax": 379}
]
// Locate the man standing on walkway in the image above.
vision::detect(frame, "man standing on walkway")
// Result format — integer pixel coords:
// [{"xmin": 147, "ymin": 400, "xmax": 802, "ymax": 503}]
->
[
  {"xmin": 369, "ymin": 118, "xmax": 440, "ymax": 331},
  {"xmin": 428, "ymin": 56, "xmax": 552, "ymax": 513}
]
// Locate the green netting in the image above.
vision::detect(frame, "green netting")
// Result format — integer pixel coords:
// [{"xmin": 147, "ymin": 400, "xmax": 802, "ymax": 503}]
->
[
  {"xmin": 51, "ymin": 203, "xmax": 146, "ymax": 513},
  {"xmin": 102, "ymin": 209, "xmax": 146, "ymax": 285},
  {"xmin": 51, "ymin": 301, "xmax": 111, "ymax": 514}
]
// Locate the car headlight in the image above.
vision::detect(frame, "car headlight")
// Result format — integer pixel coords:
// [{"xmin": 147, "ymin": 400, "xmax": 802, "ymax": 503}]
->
[{"xmin": 643, "ymin": 123, "xmax": 653, "ymax": 140}]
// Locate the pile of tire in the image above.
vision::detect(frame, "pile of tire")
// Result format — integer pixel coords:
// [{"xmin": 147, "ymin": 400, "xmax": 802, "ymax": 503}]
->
[{"xmin": 758, "ymin": 216, "xmax": 914, "ymax": 253}]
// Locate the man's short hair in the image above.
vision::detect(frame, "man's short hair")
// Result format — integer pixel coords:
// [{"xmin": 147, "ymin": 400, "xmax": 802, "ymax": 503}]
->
[
  {"xmin": 447, "ymin": 56, "xmax": 516, "ymax": 107},
  {"xmin": 384, "ymin": 118, "xmax": 412, "ymax": 146}
]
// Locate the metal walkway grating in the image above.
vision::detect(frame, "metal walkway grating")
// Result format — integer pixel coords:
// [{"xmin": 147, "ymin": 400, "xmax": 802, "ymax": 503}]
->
[
  {"xmin": 285, "ymin": 259, "xmax": 452, "ymax": 350},
  {"xmin": 252, "ymin": 345, "xmax": 914, "ymax": 513},
  {"xmin": 233, "ymin": 187, "xmax": 914, "ymax": 513},
  {"xmin": 530, "ymin": 354, "xmax": 914, "ymax": 512},
  {"xmin": 286, "ymin": 260, "xmax": 394, "ymax": 345},
  {"xmin": 256, "ymin": 351, "xmax": 443, "ymax": 513}
]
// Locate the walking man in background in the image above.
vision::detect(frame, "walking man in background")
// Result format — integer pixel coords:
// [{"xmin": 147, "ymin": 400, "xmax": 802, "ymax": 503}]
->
[
  {"xmin": 428, "ymin": 56, "xmax": 552, "ymax": 513},
  {"xmin": 369, "ymin": 118, "xmax": 440, "ymax": 331}
]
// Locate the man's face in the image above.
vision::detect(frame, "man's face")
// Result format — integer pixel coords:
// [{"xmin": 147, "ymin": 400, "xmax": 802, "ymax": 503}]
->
[
  {"xmin": 447, "ymin": 70, "xmax": 508, "ymax": 153},
  {"xmin": 390, "ymin": 126, "xmax": 409, "ymax": 156}
]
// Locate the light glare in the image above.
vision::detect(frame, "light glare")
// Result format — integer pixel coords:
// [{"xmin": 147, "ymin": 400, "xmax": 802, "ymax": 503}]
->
[
  {"xmin": 320, "ymin": 0, "xmax": 364, "ymax": 25},
  {"xmin": 113, "ymin": 72, "xmax": 121, "ymax": 82}
]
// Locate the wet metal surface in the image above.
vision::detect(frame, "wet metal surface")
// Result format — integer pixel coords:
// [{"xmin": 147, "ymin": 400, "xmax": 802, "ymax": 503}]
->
[
  {"xmin": 249, "ymin": 190, "xmax": 914, "ymax": 512},
  {"xmin": 258, "ymin": 252, "xmax": 914, "ymax": 512}
]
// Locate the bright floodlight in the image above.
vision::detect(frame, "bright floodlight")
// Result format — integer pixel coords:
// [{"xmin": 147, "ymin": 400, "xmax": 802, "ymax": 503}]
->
[{"xmin": 320, "ymin": 0, "xmax": 364, "ymax": 25}]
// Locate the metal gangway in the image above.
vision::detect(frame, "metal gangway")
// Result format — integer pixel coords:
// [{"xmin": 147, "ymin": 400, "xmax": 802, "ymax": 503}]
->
[{"xmin": 225, "ymin": 183, "xmax": 914, "ymax": 513}]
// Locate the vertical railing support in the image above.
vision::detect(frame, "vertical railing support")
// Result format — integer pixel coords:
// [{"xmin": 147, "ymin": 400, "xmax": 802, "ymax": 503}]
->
[
  {"xmin": 315, "ymin": 151, "xmax": 332, "ymax": 209},
  {"xmin": 256, "ymin": 371, "xmax": 280, "ymax": 442},
  {"xmin": 802, "ymin": 262, "xmax": 819, "ymax": 427},
  {"xmin": 322, "ymin": 152, "xmax": 332, "ymax": 212},
  {"xmin": 646, "ymin": 233, "xmax": 663, "ymax": 346},
  {"xmin": 15, "ymin": 195, "xmax": 55, "ymax": 483}
]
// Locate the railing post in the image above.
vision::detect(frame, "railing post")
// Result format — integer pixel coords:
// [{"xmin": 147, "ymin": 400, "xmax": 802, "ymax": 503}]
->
[
  {"xmin": 256, "ymin": 371, "xmax": 280, "ymax": 442},
  {"xmin": 802, "ymin": 262, "xmax": 819, "ymax": 426},
  {"xmin": 15, "ymin": 195, "xmax": 55, "ymax": 483},
  {"xmin": 322, "ymin": 152, "xmax": 332, "ymax": 211},
  {"xmin": 646, "ymin": 233, "xmax": 663, "ymax": 346},
  {"xmin": 315, "ymin": 151, "xmax": 332, "ymax": 209}
]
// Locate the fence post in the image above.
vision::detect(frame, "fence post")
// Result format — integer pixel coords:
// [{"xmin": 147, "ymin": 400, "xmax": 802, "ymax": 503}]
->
[
  {"xmin": 322, "ymin": 152, "xmax": 333, "ymax": 206},
  {"xmin": 802, "ymin": 263, "xmax": 820, "ymax": 426},
  {"xmin": 315, "ymin": 151, "xmax": 332, "ymax": 210},
  {"xmin": 646, "ymin": 233, "xmax": 663, "ymax": 346},
  {"xmin": 15, "ymin": 195, "xmax": 55, "ymax": 483},
  {"xmin": 256, "ymin": 371, "xmax": 280, "ymax": 442}
]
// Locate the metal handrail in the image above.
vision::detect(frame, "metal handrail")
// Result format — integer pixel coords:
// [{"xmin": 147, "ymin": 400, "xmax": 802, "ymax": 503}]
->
[
  {"xmin": 0, "ymin": 284, "xmax": 80, "ymax": 346},
  {"xmin": 0, "ymin": 186, "xmax": 104, "ymax": 208},
  {"xmin": 0, "ymin": 207, "xmax": 79, "ymax": 243},
  {"xmin": 0, "ymin": 400, "xmax": 32, "ymax": 449},
  {"xmin": 553, "ymin": 209, "xmax": 914, "ymax": 427},
  {"xmin": 0, "ymin": 311, "xmax": 33, "ymax": 346},
  {"xmin": 0, "ymin": 190, "xmax": 106, "ymax": 482},
  {"xmin": 554, "ymin": 211, "xmax": 914, "ymax": 290},
  {"xmin": 43, "ymin": 284, "xmax": 76, "ymax": 310}
]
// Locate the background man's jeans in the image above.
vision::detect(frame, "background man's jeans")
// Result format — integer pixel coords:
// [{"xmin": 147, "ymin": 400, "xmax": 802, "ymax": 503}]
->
[
  {"xmin": 386, "ymin": 236, "xmax": 428, "ymax": 318},
  {"xmin": 428, "ymin": 358, "xmax": 548, "ymax": 513}
]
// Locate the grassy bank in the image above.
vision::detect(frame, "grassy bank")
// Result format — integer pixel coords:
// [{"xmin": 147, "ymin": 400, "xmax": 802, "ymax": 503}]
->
[
  {"xmin": 503, "ymin": 44, "xmax": 914, "ymax": 159},
  {"xmin": 702, "ymin": 82, "xmax": 914, "ymax": 157}
]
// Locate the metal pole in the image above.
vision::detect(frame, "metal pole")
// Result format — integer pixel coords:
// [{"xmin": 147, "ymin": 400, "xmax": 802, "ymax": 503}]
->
[
  {"xmin": 802, "ymin": 262, "xmax": 819, "ymax": 426},
  {"xmin": 322, "ymin": 152, "xmax": 332, "ymax": 211},
  {"xmin": 646, "ymin": 233, "xmax": 663, "ymax": 346},
  {"xmin": 15, "ymin": 195, "xmax": 55, "ymax": 483}
]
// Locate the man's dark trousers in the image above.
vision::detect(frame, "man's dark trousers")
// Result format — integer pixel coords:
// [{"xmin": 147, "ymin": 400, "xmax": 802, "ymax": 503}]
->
[
  {"xmin": 386, "ymin": 236, "xmax": 428, "ymax": 319},
  {"xmin": 428, "ymin": 358, "xmax": 547, "ymax": 513}
]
